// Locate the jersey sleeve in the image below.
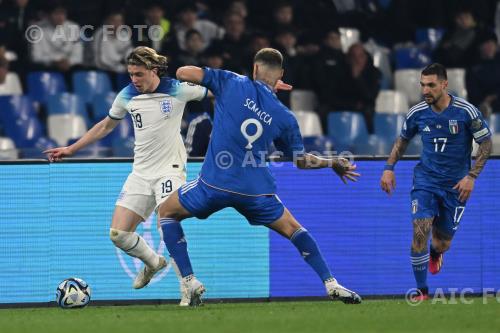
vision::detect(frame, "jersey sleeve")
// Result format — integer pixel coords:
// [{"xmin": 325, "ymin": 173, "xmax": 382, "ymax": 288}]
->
[
  {"xmin": 201, "ymin": 67, "xmax": 237, "ymax": 96},
  {"xmin": 175, "ymin": 82, "xmax": 208, "ymax": 102},
  {"xmin": 108, "ymin": 92, "xmax": 128, "ymax": 120},
  {"xmin": 466, "ymin": 107, "xmax": 491, "ymax": 143},
  {"xmin": 400, "ymin": 112, "xmax": 419, "ymax": 140},
  {"xmin": 274, "ymin": 115, "xmax": 305, "ymax": 158}
]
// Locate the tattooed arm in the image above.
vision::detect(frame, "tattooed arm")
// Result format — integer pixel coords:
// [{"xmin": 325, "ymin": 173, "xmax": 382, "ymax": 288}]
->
[
  {"xmin": 469, "ymin": 138, "xmax": 492, "ymax": 178},
  {"xmin": 386, "ymin": 137, "xmax": 410, "ymax": 165},
  {"xmin": 380, "ymin": 137, "xmax": 410, "ymax": 194},
  {"xmin": 453, "ymin": 138, "xmax": 492, "ymax": 202}
]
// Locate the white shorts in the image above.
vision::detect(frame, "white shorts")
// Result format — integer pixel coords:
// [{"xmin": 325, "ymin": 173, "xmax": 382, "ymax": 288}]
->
[{"xmin": 116, "ymin": 172, "xmax": 186, "ymax": 220}]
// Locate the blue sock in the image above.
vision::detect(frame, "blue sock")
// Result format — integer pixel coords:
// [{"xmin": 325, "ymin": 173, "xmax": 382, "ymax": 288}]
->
[
  {"xmin": 290, "ymin": 228, "xmax": 332, "ymax": 282},
  {"xmin": 160, "ymin": 218, "xmax": 193, "ymax": 278},
  {"xmin": 410, "ymin": 249, "xmax": 429, "ymax": 290}
]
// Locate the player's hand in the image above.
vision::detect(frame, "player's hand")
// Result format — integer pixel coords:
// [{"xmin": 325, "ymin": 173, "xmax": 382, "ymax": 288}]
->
[
  {"xmin": 274, "ymin": 80, "xmax": 293, "ymax": 92},
  {"xmin": 453, "ymin": 175, "xmax": 475, "ymax": 202},
  {"xmin": 380, "ymin": 170, "xmax": 396, "ymax": 195},
  {"xmin": 332, "ymin": 158, "xmax": 360, "ymax": 184},
  {"xmin": 43, "ymin": 146, "xmax": 74, "ymax": 162}
]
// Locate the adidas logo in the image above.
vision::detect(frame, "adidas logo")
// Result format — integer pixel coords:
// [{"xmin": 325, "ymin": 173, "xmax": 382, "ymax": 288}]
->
[{"xmin": 423, "ymin": 126, "xmax": 431, "ymax": 132}]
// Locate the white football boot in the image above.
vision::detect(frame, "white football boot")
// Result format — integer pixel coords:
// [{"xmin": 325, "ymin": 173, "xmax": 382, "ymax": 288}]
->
[
  {"xmin": 182, "ymin": 275, "xmax": 206, "ymax": 307},
  {"xmin": 179, "ymin": 282, "xmax": 191, "ymax": 306},
  {"xmin": 325, "ymin": 278, "xmax": 362, "ymax": 304},
  {"xmin": 133, "ymin": 256, "xmax": 167, "ymax": 289}
]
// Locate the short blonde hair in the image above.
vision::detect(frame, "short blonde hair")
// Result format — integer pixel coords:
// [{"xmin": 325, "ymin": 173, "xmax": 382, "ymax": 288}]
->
[
  {"xmin": 254, "ymin": 48, "xmax": 283, "ymax": 68},
  {"xmin": 126, "ymin": 46, "xmax": 168, "ymax": 77}
]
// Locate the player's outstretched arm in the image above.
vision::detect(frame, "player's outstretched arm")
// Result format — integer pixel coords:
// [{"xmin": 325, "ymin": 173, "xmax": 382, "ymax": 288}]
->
[
  {"xmin": 43, "ymin": 116, "xmax": 120, "ymax": 162},
  {"xmin": 177, "ymin": 66, "xmax": 293, "ymax": 93},
  {"xmin": 380, "ymin": 137, "xmax": 410, "ymax": 195},
  {"xmin": 294, "ymin": 153, "xmax": 360, "ymax": 184},
  {"xmin": 453, "ymin": 138, "xmax": 492, "ymax": 202},
  {"xmin": 177, "ymin": 66, "xmax": 204, "ymax": 85}
]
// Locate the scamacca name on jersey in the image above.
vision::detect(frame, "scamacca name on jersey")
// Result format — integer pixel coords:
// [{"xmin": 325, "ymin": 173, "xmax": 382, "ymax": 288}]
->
[{"xmin": 244, "ymin": 98, "xmax": 272, "ymax": 125}]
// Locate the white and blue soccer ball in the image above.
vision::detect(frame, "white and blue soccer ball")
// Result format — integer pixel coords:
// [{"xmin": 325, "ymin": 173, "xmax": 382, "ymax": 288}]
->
[{"xmin": 56, "ymin": 278, "xmax": 91, "ymax": 309}]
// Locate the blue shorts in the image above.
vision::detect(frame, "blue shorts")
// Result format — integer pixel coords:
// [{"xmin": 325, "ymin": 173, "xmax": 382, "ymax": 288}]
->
[
  {"xmin": 411, "ymin": 188, "xmax": 466, "ymax": 237},
  {"xmin": 178, "ymin": 178, "xmax": 285, "ymax": 226}
]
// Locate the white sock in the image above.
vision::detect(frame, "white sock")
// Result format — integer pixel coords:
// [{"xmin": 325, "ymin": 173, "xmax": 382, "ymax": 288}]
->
[{"xmin": 110, "ymin": 228, "xmax": 159, "ymax": 268}]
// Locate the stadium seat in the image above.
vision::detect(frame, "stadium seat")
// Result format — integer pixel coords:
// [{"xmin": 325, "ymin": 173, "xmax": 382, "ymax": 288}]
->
[
  {"xmin": 290, "ymin": 90, "xmax": 318, "ymax": 111},
  {"xmin": 48, "ymin": 114, "xmax": 88, "ymax": 146},
  {"xmin": 0, "ymin": 95, "xmax": 48, "ymax": 149},
  {"xmin": 394, "ymin": 69, "xmax": 422, "ymax": 105},
  {"xmin": 405, "ymin": 135, "xmax": 423, "ymax": 156},
  {"xmin": 0, "ymin": 136, "xmax": 17, "ymax": 159},
  {"xmin": 415, "ymin": 28, "xmax": 444, "ymax": 50},
  {"xmin": 0, "ymin": 71, "xmax": 23, "ymax": 95},
  {"xmin": 101, "ymin": 115, "xmax": 134, "ymax": 147},
  {"xmin": 394, "ymin": 47, "xmax": 431, "ymax": 69},
  {"xmin": 67, "ymin": 138, "xmax": 111, "ymax": 157},
  {"xmin": 293, "ymin": 110, "xmax": 323, "ymax": 136},
  {"xmin": 365, "ymin": 39, "xmax": 393, "ymax": 89},
  {"xmin": 375, "ymin": 90, "xmax": 409, "ymax": 114},
  {"xmin": 47, "ymin": 93, "xmax": 89, "ymax": 124},
  {"xmin": 112, "ymin": 136, "xmax": 135, "ymax": 157},
  {"xmin": 91, "ymin": 92, "xmax": 117, "ymax": 121},
  {"xmin": 447, "ymin": 68, "xmax": 467, "ymax": 99},
  {"xmin": 488, "ymin": 113, "xmax": 500, "ymax": 134},
  {"xmin": 22, "ymin": 136, "xmax": 59, "ymax": 158},
  {"xmin": 374, "ymin": 114, "xmax": 405, "ymax": 140},
  {"xmin": 27, "ymin": 71, "xmax": 67, "ymax": 104},
  {"xmin": 0, "ymin": 95, "xmax": 38, "ymax": 123},
  {"xmin": 5, "ymin": 116, "xmax": 44, "ymax": 148},
  {"xmin": 302, "ymin": 136, "xmax": 333, "ymax": 153},
  {"xmin": 328, "ymin": 111, "xmax": 369, "ymax": 152},
  {"xmin": 372, "ymin": 49, "xmax": 393, "ymax": 89},
  {"xmin": 339, "ymin": 27, "xmax": 360, "ymax": 53},
  {"xmin": 353, "ymin": 134, "xmax": 392, "ymax": 155},
  {"xmin": 73, "ymin": 71, "xmax": 113, "ymax": 104},
  {"xmin": 116, "ymin": 73, "xmax": 131, "ymax": 90}
]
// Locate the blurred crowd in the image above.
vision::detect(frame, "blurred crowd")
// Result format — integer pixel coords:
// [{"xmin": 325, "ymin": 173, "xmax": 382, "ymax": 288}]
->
[{"xmin": 1, "ymin": 0, "xmax": 500, "ymax": 157}]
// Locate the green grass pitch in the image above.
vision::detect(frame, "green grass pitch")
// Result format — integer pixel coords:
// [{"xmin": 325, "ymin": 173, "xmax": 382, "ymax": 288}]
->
[{"xmin": 1, "ymin": 299, "xmax": 499, "ymax": 333}]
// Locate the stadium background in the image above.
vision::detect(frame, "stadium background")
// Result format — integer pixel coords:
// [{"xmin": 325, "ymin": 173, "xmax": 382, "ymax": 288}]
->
[
  {"xmin": 0, "ymin": 0, "xmax": 500, "ymax": 306},
  {"xmin": 2, "ymin": 0, "xmax": 500, "ymax": 157},
  {"xmin": 0, "ymin": 158, "xmax": 498, "ymax": 304}
]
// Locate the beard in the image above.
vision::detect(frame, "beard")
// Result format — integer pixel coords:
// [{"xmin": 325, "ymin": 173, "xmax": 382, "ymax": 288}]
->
[{"xmin": 424, "ymin": 93, "xmax": 441, "ymax": 105}]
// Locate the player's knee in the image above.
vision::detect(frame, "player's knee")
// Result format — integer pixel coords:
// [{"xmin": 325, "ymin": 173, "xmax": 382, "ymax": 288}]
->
[
  {"xmin": 109, "ymin": 228, "xmax": 136, "ymax": 251},
  {"xmin": 411, "ymin": 240, "xmax": 427, "ymax": 252},
  {"xmin": 433, "ymin": 240, "xmax": 451, "ymax": 253}
]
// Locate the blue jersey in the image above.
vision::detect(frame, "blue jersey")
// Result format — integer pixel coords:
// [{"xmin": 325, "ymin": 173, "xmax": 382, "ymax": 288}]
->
[
  {"xmin": 401, "ymin": 95, "xmax": 491, "ymax": 190},
  {"xmin": 199, "ymin": 67, "xmax": 305, "ymax": 195}
]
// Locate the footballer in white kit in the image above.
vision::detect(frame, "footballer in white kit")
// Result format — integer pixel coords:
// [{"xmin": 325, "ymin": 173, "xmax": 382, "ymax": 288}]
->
[
  {"xmin": 110, "ymin": 77, "xmax": 207, "ymax": 223},
  {"xmin": 45, "ymin": 47, "xmax": 206, "ymax": 306}
]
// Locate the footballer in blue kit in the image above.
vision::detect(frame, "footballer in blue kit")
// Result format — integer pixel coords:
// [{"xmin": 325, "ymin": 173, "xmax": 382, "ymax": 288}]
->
[
  {"xmin": 158, "ymin": 48, "xmax": 362, "ymax": 305},
  {"xmin": 381, "ymin": 63, "xmax": 492, "ymax": 300}
]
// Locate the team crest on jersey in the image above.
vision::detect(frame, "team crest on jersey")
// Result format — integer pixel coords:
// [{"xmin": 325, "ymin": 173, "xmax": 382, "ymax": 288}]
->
[
  {"xmin": 449, "ymin": 120, "xmax": 459, "ymax": 134},
  {"xmin": 159, "ymin": 99, "xmax": 173, "ymax": 115},
  {"xmin": 412, "ymin": 199, "xmax": 418, "ymax": 214}
]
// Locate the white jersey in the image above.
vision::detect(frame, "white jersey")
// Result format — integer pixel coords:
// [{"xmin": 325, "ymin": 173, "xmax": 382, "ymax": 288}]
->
[{"xmin": 109, "ymin": 78, "xmax": 207, "ymax": 179}]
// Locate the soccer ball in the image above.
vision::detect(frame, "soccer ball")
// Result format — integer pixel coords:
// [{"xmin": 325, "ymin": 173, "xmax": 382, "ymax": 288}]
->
[{"xmin": 55, "ymin": 278, "xmax": 91, "ymax": 309}]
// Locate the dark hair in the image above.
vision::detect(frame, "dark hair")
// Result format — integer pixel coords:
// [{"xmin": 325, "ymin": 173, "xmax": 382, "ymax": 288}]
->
[
  {"xmin": 274, "ymin": 1, "xmax": 292, "ymax": 11},
  {"xmin": 178, "ymin": 2, "xmax": 197, "ymax": 13},
  {"xmin": 126, "ymin": 46, "xmax": 168, "ymax": 77},
  {"xmin": 421, "ymin": 63, "xmax": 447, "ymax": 80},
  {"xmin": 185, "ymin": 29, "xmax": 202, "ymax": 41},
  {"xmin": 253, "ymin": 48, "xmax": 283, "ymax": 68}
]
